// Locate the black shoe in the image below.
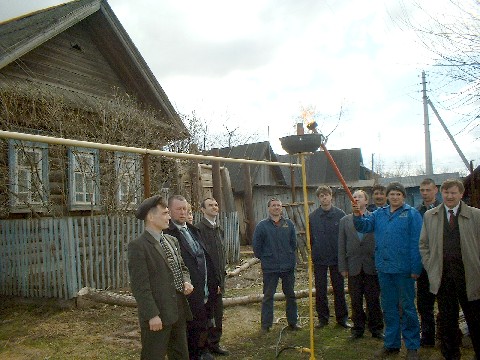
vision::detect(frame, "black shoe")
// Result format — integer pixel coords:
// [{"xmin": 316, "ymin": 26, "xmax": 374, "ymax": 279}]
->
[
  {"xmin": 288, "ymin": 324, "xmax": 302, "ymax": 331},
  {"xmin": 420, "ymin": 338, "xmax": 435, "ymax": 347},
  {"xmin": 349, "ymin": 332, "xmax": 363, "ymax": 340},
  {"xmin": 337, "ymin": 320, "xmax": 352, "ymax": 329},
  {"xmin": 406, "ymin": 349, "xmax": 419, "ymax": 360},
  {"xmin": 374, "ymin": 347, "xmax": 400, "ymax": 358},
  {"xmin": 199, "ymin": 351, "xmax": 215, "ymax": 360},
  {"xmin": 315, "ymin": 321, "xmax": 328, "ymax": 329},
  {"xmin": 210, "ymin": 346, "xmax": 229, "ymax": 356},
  {"xmin": 372, "ymin": 331, "xmax": 384, "ymax": 340},
  {"xmin": 261, "ymin": 327, "xmax": 270, "ymax": 334}
]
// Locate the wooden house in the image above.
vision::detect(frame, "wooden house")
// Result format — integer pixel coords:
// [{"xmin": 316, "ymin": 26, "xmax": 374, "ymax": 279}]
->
[
  {"xmin": 0, "ymin": 0, "xmax": 190, "ymax": 299},
  {"xmin": 0, "ymin": 0, "xmax": 187, "ymax": 218}
]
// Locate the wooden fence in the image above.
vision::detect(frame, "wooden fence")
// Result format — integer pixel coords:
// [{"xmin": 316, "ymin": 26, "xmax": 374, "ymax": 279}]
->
[{"xmin": 0, "ymin": 213, "xmax": 240, "ymax": 299}]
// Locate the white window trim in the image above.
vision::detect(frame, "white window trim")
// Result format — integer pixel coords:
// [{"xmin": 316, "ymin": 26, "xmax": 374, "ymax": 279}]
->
[
  {"xmin": 8, "ymin": 140, "xmax": 49, "ymax": 212},
  {"xmin": 68, "ymin": 147, "xmax": 101, "ymax": 211},
  {"xmin": 114, "ymin": 152, "xmax": 141, "ymax": 208}
]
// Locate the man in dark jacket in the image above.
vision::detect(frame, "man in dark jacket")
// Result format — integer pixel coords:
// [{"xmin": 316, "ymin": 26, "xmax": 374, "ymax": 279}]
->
[
  {"xmin": 416, "ymin": 178, "xmax": 440, "ymax": 347},
  {"xmin": 128, "ymin": 195, "xmax": 193, "ymax": 359},
  {"xmin": 195, "ymin": 197, "xmax": 229, "ymax": 356},
  {"xmin": 253, "ymin": 198, "xmax": 299, "ymax": 333},
  {"xmin": 309, "ymin": 185, "xmax": 349, "ymax": 328},
  {"xmin": 164, "ymin": 195, "xmax": 218, "ymax": 360}
]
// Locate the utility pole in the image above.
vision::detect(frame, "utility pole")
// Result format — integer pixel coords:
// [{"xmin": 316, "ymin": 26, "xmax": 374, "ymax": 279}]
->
[{"xmin": 422, "ymin": 71, "xmax": 434, "ymax": 175}]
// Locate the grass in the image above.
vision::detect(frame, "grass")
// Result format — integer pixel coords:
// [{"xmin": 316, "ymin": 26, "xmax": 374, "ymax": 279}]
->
[{"xmin": 0, "ymin": 259, "xmax": 476, "ymax": 359}]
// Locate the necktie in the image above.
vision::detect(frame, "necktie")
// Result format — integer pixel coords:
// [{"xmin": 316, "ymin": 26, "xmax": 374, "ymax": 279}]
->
[
  {"xmin": 179, "ymin": 226, "xmax": 199, "ymax": 252},
  {"xmin": 159, "ymin": 236, "xmax": 184, "ymax": 293},
  {"xmin": 448, "ymin": 209, "xmax": 455, "ymax": 229}
]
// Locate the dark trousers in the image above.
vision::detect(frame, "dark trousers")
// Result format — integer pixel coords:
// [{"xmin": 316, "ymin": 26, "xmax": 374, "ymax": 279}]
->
[
  {"xmin": 187, "ymin": 321, "xmax": 209, "ymax": 360},
  {"xmin": 313, "ymin": 263, "xmax": 348, "ymax": 324},
  {"xmin": 417, "ymin": 267, "xmax": 436, "ymax": 344},
  {"xmin": 348, "ymin": 269, "xmax": 383, "ymax": 335},
  {"xmin": 437, "ymin": 259, "xmax": 480, "ymax": 359},
  {"xmin": 261, "ymin": 271, "xmax": 298, "ymax": 328},
  {"xmin": 207, "ymin": 292, "xmax": 224, "ymax": 349},
  {"xmin": 140, "ymin": 293, "xmax": 189, "ymax": 360}
]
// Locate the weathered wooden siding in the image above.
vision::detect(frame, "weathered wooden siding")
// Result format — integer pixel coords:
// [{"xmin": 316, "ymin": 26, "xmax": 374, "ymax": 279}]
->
[
  {"xmin": 1, "ymin": 22, "xmax": 127, "ymax": 98},
  {"xmin": 0, "ymin": 213, "xmax": 240, "ymax": 299}
]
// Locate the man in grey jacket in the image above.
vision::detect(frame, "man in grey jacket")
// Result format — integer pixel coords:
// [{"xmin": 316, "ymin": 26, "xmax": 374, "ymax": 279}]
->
[
  {"xmin": 338, "ymin": 190, "xmax": 383, "ymax": 340},
  {"xmin": 419, "ymin": 179, "xmax": 480, "ymax": 360},
  {"xmin": 128, "ymin": 195, "xmax": 194, "ymax": 359}
]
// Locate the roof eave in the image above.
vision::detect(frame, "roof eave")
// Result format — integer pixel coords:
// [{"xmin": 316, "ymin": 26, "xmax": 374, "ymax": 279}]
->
[{"xmin": 0, "ymin": 0, "xmax": 102, "ymax": 70}]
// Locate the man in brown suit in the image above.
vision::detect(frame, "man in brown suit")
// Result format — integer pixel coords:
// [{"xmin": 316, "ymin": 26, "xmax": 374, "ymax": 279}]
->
[{"xmin": 128, "ymin": 195, "xmax": 194, "ymax": 359}]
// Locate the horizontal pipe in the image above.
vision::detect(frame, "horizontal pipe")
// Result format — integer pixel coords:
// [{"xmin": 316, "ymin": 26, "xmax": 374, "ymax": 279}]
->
[{"xmin": 0, "ymin": 130, "xmax": 301, "ymax": 168}]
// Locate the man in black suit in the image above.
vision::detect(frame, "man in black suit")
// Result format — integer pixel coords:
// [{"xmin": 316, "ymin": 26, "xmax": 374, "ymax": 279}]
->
[
  {"xmin": 165, "ymin": 195, "xmax": 218, "ymax": 360},
  {"xmin": 128, "ymin": 195, "xmax": 194, "ymax": 360},
  {"xmin": 195, "ymin": 197, "xmax": 229, "ymax": 356}
]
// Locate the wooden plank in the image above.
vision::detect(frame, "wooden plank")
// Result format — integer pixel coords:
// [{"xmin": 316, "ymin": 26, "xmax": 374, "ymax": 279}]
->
[
  {"xmin": 49, "ymin": 219, "xmax": 57, "ymax": 297},
  {"xmin": 80, "ymin": 217, "xmax": 88, "ymax": 290},
  {"xmin": 106, "ymin": 217, "xmax": 112, "ymax": 289},
  {"xmin": 87, "ymin": 217, "xmax": 94, "ymax": 288},
  {"xmin": 115, "ymin": 216, "xmax": 120, "ymax": 288},
  {"xmin": 110, "ymin": 216, "xmax": 116, "ymax": 289},
  {"xmin": 21, "ymin": 220, "xmax": 28, "ymax": 297},
  {"xmin": 33, "ymin": 219, "xmax": 41, "ymax": 297},
  {"xmin": 94, "ymin": 217, "xmax": 100, "ymax": 289},
  {"xmin": 123, "ymin": 216, "xmax": 128, "ymax": 288},
  {"xmin": 65, "ymin": 217, "xmax": 79, "ymax": 299},
  {"xmin": 99, "ymin": 217, "xmax": 106, "ymax": 289},
  {"xmin": 73, "ymin": 218, "xmax": 83, "ymax": 293},
  {"xmin": 0, "ymin": 221, "xmax": 7, "ymax": 294},
  {"xmin": 53, "ymin": 218, "xmax": 63, "ymax": 299},
  {"xmin": 43, "ymin": 219, "xmax": 52, "ymax": 298},
  {"xmin": 59, "ymin": 220, "xmax": 68, "ymax": 299}
]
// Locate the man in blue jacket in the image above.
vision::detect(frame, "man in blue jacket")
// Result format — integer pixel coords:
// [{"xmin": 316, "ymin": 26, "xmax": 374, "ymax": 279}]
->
[
  {"xmin": 253, "ymin": 198, "xmax": 299, "ymax": 333},
  {"xmin": 353, "ymin": 182, "xmax": 422, "ymax": 360}
]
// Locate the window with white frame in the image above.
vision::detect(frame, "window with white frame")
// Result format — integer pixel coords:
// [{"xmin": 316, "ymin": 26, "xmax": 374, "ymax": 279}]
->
[
  {"xmin": 68, "ymin": 147, "xmax": 100, "ymax": 210},
  {"xmin": 115, "ymin": 153, "xmax": 140, "ymax": 207},
  {"xmin": 8, "ymin": 140, "xmax": 49, "ymax": 209}
]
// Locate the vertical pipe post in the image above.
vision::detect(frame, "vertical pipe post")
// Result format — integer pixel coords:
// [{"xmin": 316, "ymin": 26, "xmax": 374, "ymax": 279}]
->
[
  {"xmin": 300, "ymin": 153, "xmax": 316, "ymax": 359},
  {"xmin": 143, "ymin": 154, "xmax": 150, "ymax": 199}
]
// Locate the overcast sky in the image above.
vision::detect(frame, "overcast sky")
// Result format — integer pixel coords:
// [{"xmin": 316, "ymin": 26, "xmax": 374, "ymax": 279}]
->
[{"xmin": 1, "ymin": 0, "xmax": 479, "ymax": 175}]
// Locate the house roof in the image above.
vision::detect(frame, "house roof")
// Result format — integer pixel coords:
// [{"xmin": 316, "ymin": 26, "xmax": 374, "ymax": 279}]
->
[
  {"xmin": 207, "ymin": 141, "xmax": 287, "ymax": 192},
  {"xmin": 278, "ymin": 148, "xmax": 371, "ymax": 187},
  {"xmin": 0, "ymin": 0, "xmax": 187, "ymax": 137}
]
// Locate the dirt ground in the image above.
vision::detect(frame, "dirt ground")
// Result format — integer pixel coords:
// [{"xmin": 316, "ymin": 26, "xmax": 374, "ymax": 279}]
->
[{"xmin": 0, "ymin": 250, "xmax": 476, "ymax": 360}]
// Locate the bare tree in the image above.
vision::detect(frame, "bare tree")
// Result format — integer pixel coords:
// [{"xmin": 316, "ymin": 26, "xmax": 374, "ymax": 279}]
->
[{"xmin": 394, "ymin": 0, "xmax": 480, "ymax": 140}]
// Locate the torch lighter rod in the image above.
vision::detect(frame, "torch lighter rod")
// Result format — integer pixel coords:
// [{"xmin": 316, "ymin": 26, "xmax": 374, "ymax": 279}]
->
[{"xmin": 319, "ymin": 143, "xmax": 355, "ymax": 203}]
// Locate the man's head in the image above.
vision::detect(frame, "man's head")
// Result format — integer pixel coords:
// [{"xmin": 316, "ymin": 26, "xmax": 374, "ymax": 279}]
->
[
  {"xmin": 201, "ymin": 197, "xmax": 219, "ymax": 221},
  {"xmin": 386, "ymin": 182, "xmax": 406, "ymax": 211},
  {"xmin": 353, "ymin": 189, "xmax": 369, "ymax": 211},
  {"xmin": 168, "ymin": 195, "xmax": 189, "ymax": 225},
  {"xmin": 267, "ymin": 197, "xmax": 283, "ymax": 218},
  {"xmin": 372, "ymin": 184, "xmax": 387, "ymax": 207},
  {"xmin": 135, "ymin": 195, "xmax": 171, "ymax": 231},
  {"xmin": 440, "ymin": 179, "xmax": 464, "ymax": 209},
  {"xmin": 419, "ymin": 178, "xmax": 438, "ymax": 206},
  {"xmin": 315, "ymin": 185, "xmax": 333, "ymax": 210}
]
